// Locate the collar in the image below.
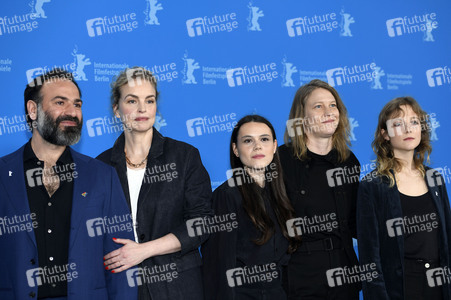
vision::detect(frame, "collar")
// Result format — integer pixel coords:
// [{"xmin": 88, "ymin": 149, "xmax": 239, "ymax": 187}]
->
[
  {"xmin": 23, "ymin": 139, "xmax": 73, "ymax": 165},
  {"xmin": 307, "ymin": 148, "xmax": 339, "ymax": 165}
]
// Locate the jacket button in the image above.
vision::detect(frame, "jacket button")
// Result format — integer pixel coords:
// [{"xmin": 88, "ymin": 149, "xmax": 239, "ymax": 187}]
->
[
  {"xmin": 30, "ymin": 259, "xmax": 35, "ymax": 265},
  {"xmin": 300, "ymin": 190, "xmax": 306, "ymax": 195},
  {"xmin": 305, "ymin": 164, "xmax": 309, "ymax": 168},
  {"xmin": 140, "ymin": 234, "xmax": 145, "ymax": 241},
  {"xmin": 29, "ymin": 291, "xmax": 36, "ymax": 298}
]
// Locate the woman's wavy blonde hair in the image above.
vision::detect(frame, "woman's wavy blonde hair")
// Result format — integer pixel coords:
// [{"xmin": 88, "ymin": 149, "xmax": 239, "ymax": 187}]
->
[
  {"xmin": 372, "ymin": 96, "xmax": 432, "ymax": 187},
  {"xmin": 283, "ymin": 79, "xmax": 351, "ymax": 162}
]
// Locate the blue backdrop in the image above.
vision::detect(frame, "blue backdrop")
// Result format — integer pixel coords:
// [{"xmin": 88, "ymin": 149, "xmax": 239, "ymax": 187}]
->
[
  {"xmin": 1, "ymin": 1, "xmax": 451, "ymax": 297},
  {"xmin": 1, "ymin": 0, "xmax": 450, "ymax": 194}
]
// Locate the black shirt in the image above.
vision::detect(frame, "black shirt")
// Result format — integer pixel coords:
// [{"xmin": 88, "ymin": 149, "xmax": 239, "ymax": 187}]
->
[
  {"xmin": 400, "ymin": 191, "xmax": 440, "ymax": 261},
  {"xmin": 23, "ymin": 141, "xmax": 74, "ymax": 298},
  {"xmin": 301, "ymin": 150, "xmax": 341, "ymax": 241}
]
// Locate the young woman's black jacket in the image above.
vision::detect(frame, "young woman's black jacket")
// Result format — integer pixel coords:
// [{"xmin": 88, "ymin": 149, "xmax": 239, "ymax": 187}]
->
[
  {"xmin": 278, "ymin": 144, "xmax": 360, "ymax": 268},
  {"xmin": 357, "ymin": 168, "xmax": 451, "ymax": 300}
]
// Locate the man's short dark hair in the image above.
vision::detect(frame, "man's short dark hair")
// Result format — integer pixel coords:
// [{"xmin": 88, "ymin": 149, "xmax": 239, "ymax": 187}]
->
[{"xmin": 24, "ymin": 68, "xmax": 82, "ymax": 128}]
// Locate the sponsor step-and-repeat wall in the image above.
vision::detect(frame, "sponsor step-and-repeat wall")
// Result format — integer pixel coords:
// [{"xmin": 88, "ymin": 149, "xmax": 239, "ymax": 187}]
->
[{"xmin": 1, "ymin": 2, "xmax": 451, "ymax": 291}]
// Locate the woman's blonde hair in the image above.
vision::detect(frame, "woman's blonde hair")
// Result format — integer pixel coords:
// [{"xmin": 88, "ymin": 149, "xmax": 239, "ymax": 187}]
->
[
  {"xmin": 372, "ymin": 96, "xmax": 432, "ymax": 187},
  {"xmin": 110, "ymin": 66, "xmax": 159, "ymax": 110},
  {"xmin": 283, "ymin": 79, "xmax": 351, "ymax": 162}
]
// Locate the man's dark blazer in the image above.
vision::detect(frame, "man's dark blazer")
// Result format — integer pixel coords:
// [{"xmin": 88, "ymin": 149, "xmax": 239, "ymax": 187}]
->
[
  {"xmin": 357, "ymin": 168, "xmax": 451, "ymax": 300},
  {"xmin": 97, "ymin": 128, "xmax": 213, "ymax": 300},
  {"xmin": 0, "ymin": 145, "xmax": 137, "ymax": 299}
]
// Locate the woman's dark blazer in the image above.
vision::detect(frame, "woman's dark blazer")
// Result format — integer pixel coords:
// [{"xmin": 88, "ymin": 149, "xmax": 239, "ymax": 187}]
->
[
  {"xmin": 97, "ymin": 128, "xmax": 213, "ymax": 299},
  {"xmin": 357, "ymin": 167, "xmax": 451, "ymax": 300},
  {"xmin": 201, "ymin": 181, "xmax": 290, "ymax": 300},
  {"xmin": 278, "ymin": 144, "xmax": 360, "ymax": 267}
]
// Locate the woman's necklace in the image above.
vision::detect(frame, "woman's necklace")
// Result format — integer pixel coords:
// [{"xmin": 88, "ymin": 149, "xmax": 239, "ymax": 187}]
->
[{"xmin": 125, "ymin": 148, "xmax": 148, "ymax": 168}]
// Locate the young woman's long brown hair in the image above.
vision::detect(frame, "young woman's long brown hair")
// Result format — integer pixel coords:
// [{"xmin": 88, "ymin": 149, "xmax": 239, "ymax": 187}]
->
[
  {"xmin": 283, "ymin": 79, "xmax": 351, "ymax": 162},
  {"xmin": 230, "ymin": 115, "xmax": 298, "ymax": 253},
  {"xmin": 372, "ymin": 96, "xmax": 432, "ymax": 187}
]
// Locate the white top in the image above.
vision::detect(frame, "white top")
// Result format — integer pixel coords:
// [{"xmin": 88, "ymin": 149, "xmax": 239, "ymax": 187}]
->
[{"xmin": 127, "ymin": 167, "xmax": 146, "ymax": 242}]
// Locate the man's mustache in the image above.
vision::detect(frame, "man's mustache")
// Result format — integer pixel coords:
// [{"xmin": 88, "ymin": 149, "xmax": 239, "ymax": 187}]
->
[{"xmin": 55, "ymin": 116, "xmax": 82, "ymax": 127}]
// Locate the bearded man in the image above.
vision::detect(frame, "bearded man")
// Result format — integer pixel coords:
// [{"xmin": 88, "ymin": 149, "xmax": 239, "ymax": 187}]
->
[{"xmin": 0, "ymin": 69, "xmax": 137, "ymax": 300}]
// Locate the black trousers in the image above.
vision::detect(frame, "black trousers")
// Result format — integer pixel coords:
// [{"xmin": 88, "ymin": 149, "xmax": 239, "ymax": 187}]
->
[
  {"xmin": 404, "ymin": 259, "xmax": 444, "ymax": 300},
  {"xmin": 285, "ymin": 247, "xmax": 359, "ymax": 300}
]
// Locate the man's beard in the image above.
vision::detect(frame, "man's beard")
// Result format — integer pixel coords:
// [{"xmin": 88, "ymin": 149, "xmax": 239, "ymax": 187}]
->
[{"xmin": 36, "ymin": 105, "xmax": 83, "ymax": 146}]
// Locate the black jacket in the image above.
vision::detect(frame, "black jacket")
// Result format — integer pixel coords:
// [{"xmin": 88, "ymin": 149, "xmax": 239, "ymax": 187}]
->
[
  {"xmin": 278, "ymin": 145, "xmax": 360, "ymax": 265},
  {"xmin": 357, "ymin": 168, "xmax": 451, "ymax": 300},
  {"xmin": 202, "ymin": 181, "xmax": 290, "ymax": 300},
  {"xmin": 97, "ymin": 128, "xmax": 213, "ymax": 300}
]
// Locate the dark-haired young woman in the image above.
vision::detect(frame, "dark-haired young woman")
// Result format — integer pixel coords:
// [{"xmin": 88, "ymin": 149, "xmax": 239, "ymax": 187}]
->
[
  {"xmin": 279, "ymin": 79, "xmax": 360, "ymax": 299},
  {"xmin": 357, "ymin": 96, "xmax": 451, "ymax": 300},
  {"xmin": 202, "ymin": 115, "xmax": 298, "ymax": 300}
]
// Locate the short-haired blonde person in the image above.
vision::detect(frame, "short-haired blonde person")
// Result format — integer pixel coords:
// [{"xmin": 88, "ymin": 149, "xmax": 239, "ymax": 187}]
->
[{"xmin": 97, "ymin": 67, "xmax": 213, "ymax": 300}]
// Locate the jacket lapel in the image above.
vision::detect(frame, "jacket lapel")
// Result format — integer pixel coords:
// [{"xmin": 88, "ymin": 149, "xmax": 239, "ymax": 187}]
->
[
  {"xmin": 390, "ymin": 172, "xmax": 406, "ymax": 262},
  {"xmin": 110, "ymin": 133, "xmax": 131, "ymax": 210},
  {"xmin": 424, "ymin": 169, "xmax": 447, "ymax": 243},
  {"xmin": 68, "ymin": 149, "xmax": 92, "ymax": 250},
  {"xmin": 137, "ymin": 128, "xmax": 164, "ymax": 212},
  {"xmin": 0, "ymin": 146, "xmax": 37, "ymax": 248}
]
